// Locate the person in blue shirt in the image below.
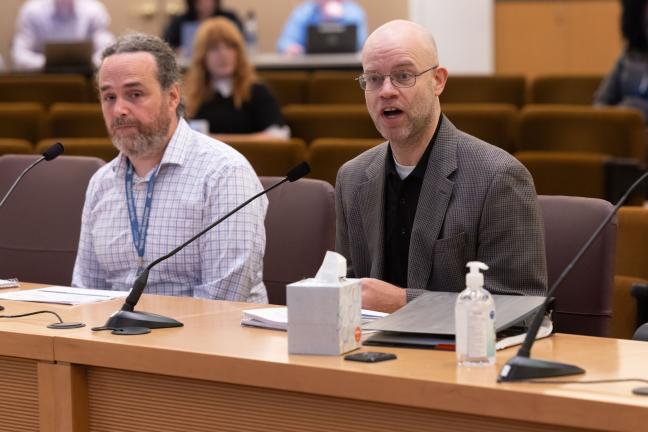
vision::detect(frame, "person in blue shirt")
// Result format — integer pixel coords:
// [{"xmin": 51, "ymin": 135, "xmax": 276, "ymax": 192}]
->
[
  {"xmin": 595, "ymin": 0, "xmax": 648, "ymax": 122},
  {"xmin": 276, "ymin": 0, "xmax": 367, "ymax": 55}
]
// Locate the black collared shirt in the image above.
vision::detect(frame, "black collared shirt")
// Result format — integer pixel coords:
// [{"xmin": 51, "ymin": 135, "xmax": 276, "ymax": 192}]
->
[{"xmin": 383, "ymin": 116, "xmax": 443, "ymax": 288}]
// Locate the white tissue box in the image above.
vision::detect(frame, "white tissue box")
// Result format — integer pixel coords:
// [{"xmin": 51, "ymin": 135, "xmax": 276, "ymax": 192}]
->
[{"xmin": 287, "ymin": 277, "xmax": 362, "ymax": 355}]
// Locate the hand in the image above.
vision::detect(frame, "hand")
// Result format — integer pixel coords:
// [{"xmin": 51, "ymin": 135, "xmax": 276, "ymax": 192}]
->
[
  {"xmin": 360, "ymin": 278, "xmax": 406, "ymax": 313},
  {"xmin": 282, "ymin": 44, "xmax": 304, "ymax": 57}
]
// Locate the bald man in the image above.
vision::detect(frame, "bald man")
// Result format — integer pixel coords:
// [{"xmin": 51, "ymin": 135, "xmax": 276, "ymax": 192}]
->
[{"xmin": 335, "ymin": 20, "xmax": 547, "ymax": 313}]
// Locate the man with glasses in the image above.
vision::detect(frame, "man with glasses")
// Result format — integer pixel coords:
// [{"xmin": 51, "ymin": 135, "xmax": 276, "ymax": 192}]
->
[{"xmin": 335, "ymin": 20, "xmax": 547, "ymax": 313}]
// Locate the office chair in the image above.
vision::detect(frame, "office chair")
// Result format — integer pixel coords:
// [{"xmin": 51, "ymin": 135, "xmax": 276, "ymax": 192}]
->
[
  {"xmin": 0, "ymin": 154, "xmax": 105, "ymax": 285},
  {"xmin": 260, "ymin": 177, "xmax": 335, "ymax": 305},
  {"xmin": 539, "ymin": 195, "xmax": 617, "ymax": 336}
]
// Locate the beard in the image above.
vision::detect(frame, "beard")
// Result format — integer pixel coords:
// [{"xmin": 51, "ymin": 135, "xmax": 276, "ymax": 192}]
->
[{"xmin": 110, "ymin": 106, "xmax": 171, "ymax": 160}]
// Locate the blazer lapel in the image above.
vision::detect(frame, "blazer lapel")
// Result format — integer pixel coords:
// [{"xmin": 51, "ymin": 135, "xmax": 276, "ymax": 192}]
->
[
  {"xmin": 358, "ymin": 144, "xmax": 387, "ymax": 279},
  {"xmin": 408, "ymin": 117, "xmax": 458, "ymax": 289}
]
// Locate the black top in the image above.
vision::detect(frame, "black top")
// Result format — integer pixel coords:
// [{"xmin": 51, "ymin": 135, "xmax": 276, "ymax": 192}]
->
[
  {"xmin": 163, "ymin": 10, "xmax": 244, "ymax": 48},
  {"xmin": 193, "ymin": 83, "xmax": 284, "ymax": 134},
  {"xmin": 383, "ymin": 116, "xmax": 443, "ymax": 288}
]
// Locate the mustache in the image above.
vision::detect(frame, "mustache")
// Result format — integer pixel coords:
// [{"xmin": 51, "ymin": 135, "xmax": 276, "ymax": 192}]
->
[{"xmin": 111, "ymin": 117, "xmax": 139, "ymax": 128}]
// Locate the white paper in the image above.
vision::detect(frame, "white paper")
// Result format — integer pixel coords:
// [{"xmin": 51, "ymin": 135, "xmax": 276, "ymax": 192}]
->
[
  {"xmin": 495, "ymin": 316, "xmax": 554, "ymax": 350},
  {"xmin": 241, "ymin": 307, "xmax": 388, "ymax": 331},
  {"xmin": 0, "ymin": 286, "xmax": 128, "ymax": 305},
  {"xmin": 0, "ymin": 278, "xmax": 19, "ymax": 289}
]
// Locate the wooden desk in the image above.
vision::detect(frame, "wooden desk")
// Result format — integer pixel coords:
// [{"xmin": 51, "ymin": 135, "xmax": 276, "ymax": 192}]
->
[{"xmin": 1, "ymin": 284, "xmax": 648, "ymax": 431}]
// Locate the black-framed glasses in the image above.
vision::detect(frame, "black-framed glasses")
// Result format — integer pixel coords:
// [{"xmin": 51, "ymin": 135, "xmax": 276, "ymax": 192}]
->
[{"xmin": 356, "ymin": 65, "xmax": 439, "ymax": 91}]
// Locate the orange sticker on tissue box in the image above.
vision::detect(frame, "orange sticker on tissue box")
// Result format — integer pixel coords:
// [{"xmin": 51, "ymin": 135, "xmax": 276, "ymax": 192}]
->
[{"xmin": 355, "ymin": 326, "xmax": 362, "ymax": 342}]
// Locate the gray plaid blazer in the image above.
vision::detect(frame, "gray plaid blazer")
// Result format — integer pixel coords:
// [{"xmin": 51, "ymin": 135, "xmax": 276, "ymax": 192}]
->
[{"xmin": 335, "ymin": 116, "xmax": 547, "ymax": 300}]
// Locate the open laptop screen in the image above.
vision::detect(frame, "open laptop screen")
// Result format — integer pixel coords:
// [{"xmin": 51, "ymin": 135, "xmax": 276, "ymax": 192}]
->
[
  {"xmin": 306, "ymin": 23, "xmax": 357, "ymax": 54},
  {"xmin": 44, "ymin": 40, "xmax": 93, "ymax": 73}
]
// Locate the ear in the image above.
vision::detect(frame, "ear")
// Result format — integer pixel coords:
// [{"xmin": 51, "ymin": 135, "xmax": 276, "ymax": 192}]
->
[
  {"xmin": 166, "ymin": 83, "xmax": 181, "ymax": 113},
  {"xmin": 433, "ymin": 66, "xmax": 448, "ymax": 97}
]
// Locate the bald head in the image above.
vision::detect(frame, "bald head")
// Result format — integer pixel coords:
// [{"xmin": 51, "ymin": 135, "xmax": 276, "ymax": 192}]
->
[{"xmin": 362, "ymin": 20, "xmax": 439, "ymax": 67}]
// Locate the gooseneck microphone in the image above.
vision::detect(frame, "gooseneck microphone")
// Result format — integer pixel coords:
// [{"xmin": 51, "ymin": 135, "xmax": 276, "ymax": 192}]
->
[
  {"xmin": 0, "ymin": 142, "xmax": 64, "ymax": 210},
  {"xmin": 97, "ymin": 162, "xmax": 311, "ymax": 332},
  {"xmin": 498, "ymin": 169, "xmax": 648, "ymax": 382}
]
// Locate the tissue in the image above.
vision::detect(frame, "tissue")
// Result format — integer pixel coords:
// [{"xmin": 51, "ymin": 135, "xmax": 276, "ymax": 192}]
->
[{"xmin": 287, "ymin": 251, "xmax": 362, "ymax": 355}]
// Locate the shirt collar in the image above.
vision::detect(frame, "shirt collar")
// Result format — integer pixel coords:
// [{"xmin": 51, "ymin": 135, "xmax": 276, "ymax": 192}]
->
[{"xmin": 385, "ymin": 115, "xmax": 443, "ymax": 180}]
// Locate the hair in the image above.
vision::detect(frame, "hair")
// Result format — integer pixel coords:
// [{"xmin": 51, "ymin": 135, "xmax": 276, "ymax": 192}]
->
[
  {"xmin": 621, "ymin": 0, "xmax": 648, "ymax": 52},
  {"xmin": 99, "ymin": 33, "xmax": 185, "ymax": 118},
  {"xmin": 184, "ymin": 0, "xmax": 221, "ymax": 20},
  {"xmin": 184, "ymin": 17, "xmax": 256, "ymax": 117}
]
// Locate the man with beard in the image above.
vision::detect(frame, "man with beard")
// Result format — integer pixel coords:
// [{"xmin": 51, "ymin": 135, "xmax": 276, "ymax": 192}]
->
[
  {"xmin": 335, "ymin": 20, "xmax": 547, "ymax": 313},
  {"xmin": 72, "ymin": 34, "xmax": 268, "ymax": 303}
]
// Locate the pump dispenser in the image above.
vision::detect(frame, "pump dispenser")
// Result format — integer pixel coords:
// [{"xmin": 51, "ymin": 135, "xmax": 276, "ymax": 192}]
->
[{"xmin": 455, "ymin": 261, "xmax": 496, "ymax": 366}]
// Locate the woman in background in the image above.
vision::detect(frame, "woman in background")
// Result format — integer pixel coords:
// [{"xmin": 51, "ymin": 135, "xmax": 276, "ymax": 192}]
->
[
  {"xmin": 595, "ymin": 0, "xmax": 648, "ymax": 121},
  {"xmin": 163, "ymin": 0, "xmax": 242, "ymax": 53},
  {"xmin": 184, "ymin": 17, "xmax": 287, "ymax": 140}
]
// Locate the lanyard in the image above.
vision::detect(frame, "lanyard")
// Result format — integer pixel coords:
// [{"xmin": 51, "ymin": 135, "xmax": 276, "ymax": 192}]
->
[{"xmin": 125, "ymin": 161, "xmax": 159, "ymax": 273}]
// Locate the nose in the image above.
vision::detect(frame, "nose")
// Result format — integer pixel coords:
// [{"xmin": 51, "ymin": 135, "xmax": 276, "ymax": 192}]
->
[
  {"xmin": 378, "ymin": 76, "xmax": 398, "ymax": 98},
  {"xmin": 113, "ymin": 97, "xmax": 130, "ymax": 118}
]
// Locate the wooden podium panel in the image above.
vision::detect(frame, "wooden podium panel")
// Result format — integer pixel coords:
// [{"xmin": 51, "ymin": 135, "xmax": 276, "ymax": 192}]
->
[
  {"xmin": 51, "ymin": 295, "xmax": 648, "ymax": 432},
  {"xmin": 0, "ymin": 357, "xmax": 39, "ymax": 432}
]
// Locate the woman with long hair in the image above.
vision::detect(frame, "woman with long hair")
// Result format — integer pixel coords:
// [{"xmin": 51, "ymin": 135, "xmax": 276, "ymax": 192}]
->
[{"xmin": 184, "ymin": 17, "xmax": 287, "ymax": 140}]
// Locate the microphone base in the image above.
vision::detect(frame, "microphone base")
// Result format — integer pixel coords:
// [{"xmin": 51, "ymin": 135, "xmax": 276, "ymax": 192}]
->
[
  {"xmin": 497, "ymin": 355, "xmax": 585, "ymax": 382},
  {"xmin": 105, "ymin": 310, "xmax": 183, "ymax": 330}
]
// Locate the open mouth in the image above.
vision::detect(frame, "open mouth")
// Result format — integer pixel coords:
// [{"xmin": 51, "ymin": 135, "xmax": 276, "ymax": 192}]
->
[{"xmin": 383, "ymin": 107, "xmax": 403, "ymax": 119}]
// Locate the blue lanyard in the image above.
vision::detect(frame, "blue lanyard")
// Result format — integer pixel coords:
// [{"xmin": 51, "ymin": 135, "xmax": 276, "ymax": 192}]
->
[{"xmin": 125, "ymin": 161, "xmax": 159, "ymax": 273}]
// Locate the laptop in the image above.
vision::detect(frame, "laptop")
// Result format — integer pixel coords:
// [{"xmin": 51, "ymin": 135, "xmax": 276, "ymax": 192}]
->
[
  {"xmin": 306, "ymin": 23, "xmax": 357, "ymax": 54},
  {"xmin": 44, "ymin": 40, "xmax": 93, "ymax": 74}
]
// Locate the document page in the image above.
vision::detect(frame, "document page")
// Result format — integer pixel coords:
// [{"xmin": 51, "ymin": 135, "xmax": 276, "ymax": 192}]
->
[{"xmin": 0, "ymin": 286, "xmax": 128, "ymax": 305}]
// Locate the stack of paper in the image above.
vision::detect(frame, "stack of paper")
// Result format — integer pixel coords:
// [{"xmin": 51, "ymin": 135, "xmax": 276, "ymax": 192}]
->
[
  {"xmin": 241, "ymin": 307, "xmax": 387, "ymax": 331},
  {"xmin": 0, "ymin": 279, "xmax": 19, "ymax": 289},
  {"xmin": 0, "ymin": 286, "xmax": 128, "ymax": 305}
]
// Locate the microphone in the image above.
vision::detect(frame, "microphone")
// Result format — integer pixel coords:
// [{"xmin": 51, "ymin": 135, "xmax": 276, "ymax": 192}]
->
[
  {"xmin": 97, "ymin": 161, "xmax": 311, "ymax": 332},
  {"xmin": 498, "ymin": 169, "xmax": 648, "ymax": 382},
  {"xmin": 0, "ymin": 142, "xmax": 64, "ymax": 210}
]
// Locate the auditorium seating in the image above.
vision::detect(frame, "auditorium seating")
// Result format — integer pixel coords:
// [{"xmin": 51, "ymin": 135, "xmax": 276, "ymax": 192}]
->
[
  {"xmin": 308, "ymin": 138, "xmax": 382, "ymax": 185},
  {"xmin": 260, "ymin": 177, "xmax": 335, "ymax": 305},
  {"xmin": 517, "ymin": 105, "xmax": 646, "ymax": 160},
  {"xmin": 441, "ymin": 75, "xmax": 526, "ymax": 107},
  {"xmin": 283, "ymin": 104, "xmax": 380, "ymax": 144},
  {"xmin": 227, "ymin": 138, "xmax": 307, "ymax": 177},
  {"xmin": 257, "ymin": 71, "xmax": 309, "ymax": 106},
  {"xmin": 443, "ymin": 103, "xmax": 518, "ymax": 153},
  {"xmin": 0, "ymin": 74, "xmax": 87, "ymax": 107},
  {"xmin": 611, "ymin": 207, "xmax": 648, "ymax": 339},
  {"xmin": 0, "ymin": 155, "xmax": 105, "ymax": 286},
  {"xmin": 538, "ymin": 195, "xmax": 616, "ymax": 336},
  {"xmin": 0, "ymin": 102, "xmax": 46, "ymax": 146},
  {"xmin": 516, "ymin": 151, "xmax": 609, "ymax": 199},
  {"xmin": 47, "ymin": 103, "xmax": 107, "ymax": 138},
  {"xmin": 529, "ymin": 75, "xmax": 604, "ymax": 105},
  {"xmin": 36, "ymin": 138, "xmax": 117, "ymax": 162},
  {"xmin": 0, "ymin": 139, "xmax": 33, "ymax": 156},
  {"xmin": 308, "ymin": 71, "xmax": 365, "ymax": 104}
]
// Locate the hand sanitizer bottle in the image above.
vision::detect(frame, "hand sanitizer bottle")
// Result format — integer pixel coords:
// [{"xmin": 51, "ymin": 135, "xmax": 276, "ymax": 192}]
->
[{"xmin": 455, "ymin": 261, "xmax": 496, "ymax": 366}]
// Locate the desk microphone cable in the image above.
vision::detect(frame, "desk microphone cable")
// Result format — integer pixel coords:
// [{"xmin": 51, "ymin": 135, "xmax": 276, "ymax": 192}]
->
[{"xmin": 0, "ymin": 310, "xmax": 85, "ymax": 329}]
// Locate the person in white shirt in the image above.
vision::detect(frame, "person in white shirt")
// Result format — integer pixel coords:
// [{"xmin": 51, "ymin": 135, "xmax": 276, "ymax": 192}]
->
[
  {"xmin": 11, "ymin": 0, "xmax": 114, "ymax": 71},
  {"xmin": 72, "ymin": 33, "xmax": 268, "ymax": 303}
]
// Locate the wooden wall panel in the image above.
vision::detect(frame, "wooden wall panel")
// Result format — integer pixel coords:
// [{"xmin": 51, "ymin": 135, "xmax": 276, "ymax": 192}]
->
[{"xmin": 495, "ymin": 0, "xmax": 622, "ymax": 77}]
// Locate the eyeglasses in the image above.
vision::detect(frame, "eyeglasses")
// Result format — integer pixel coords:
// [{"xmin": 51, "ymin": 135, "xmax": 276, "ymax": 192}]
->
[{"xmin": 356, "ymin": 65, "xmax": 438, "ymax": 91}]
